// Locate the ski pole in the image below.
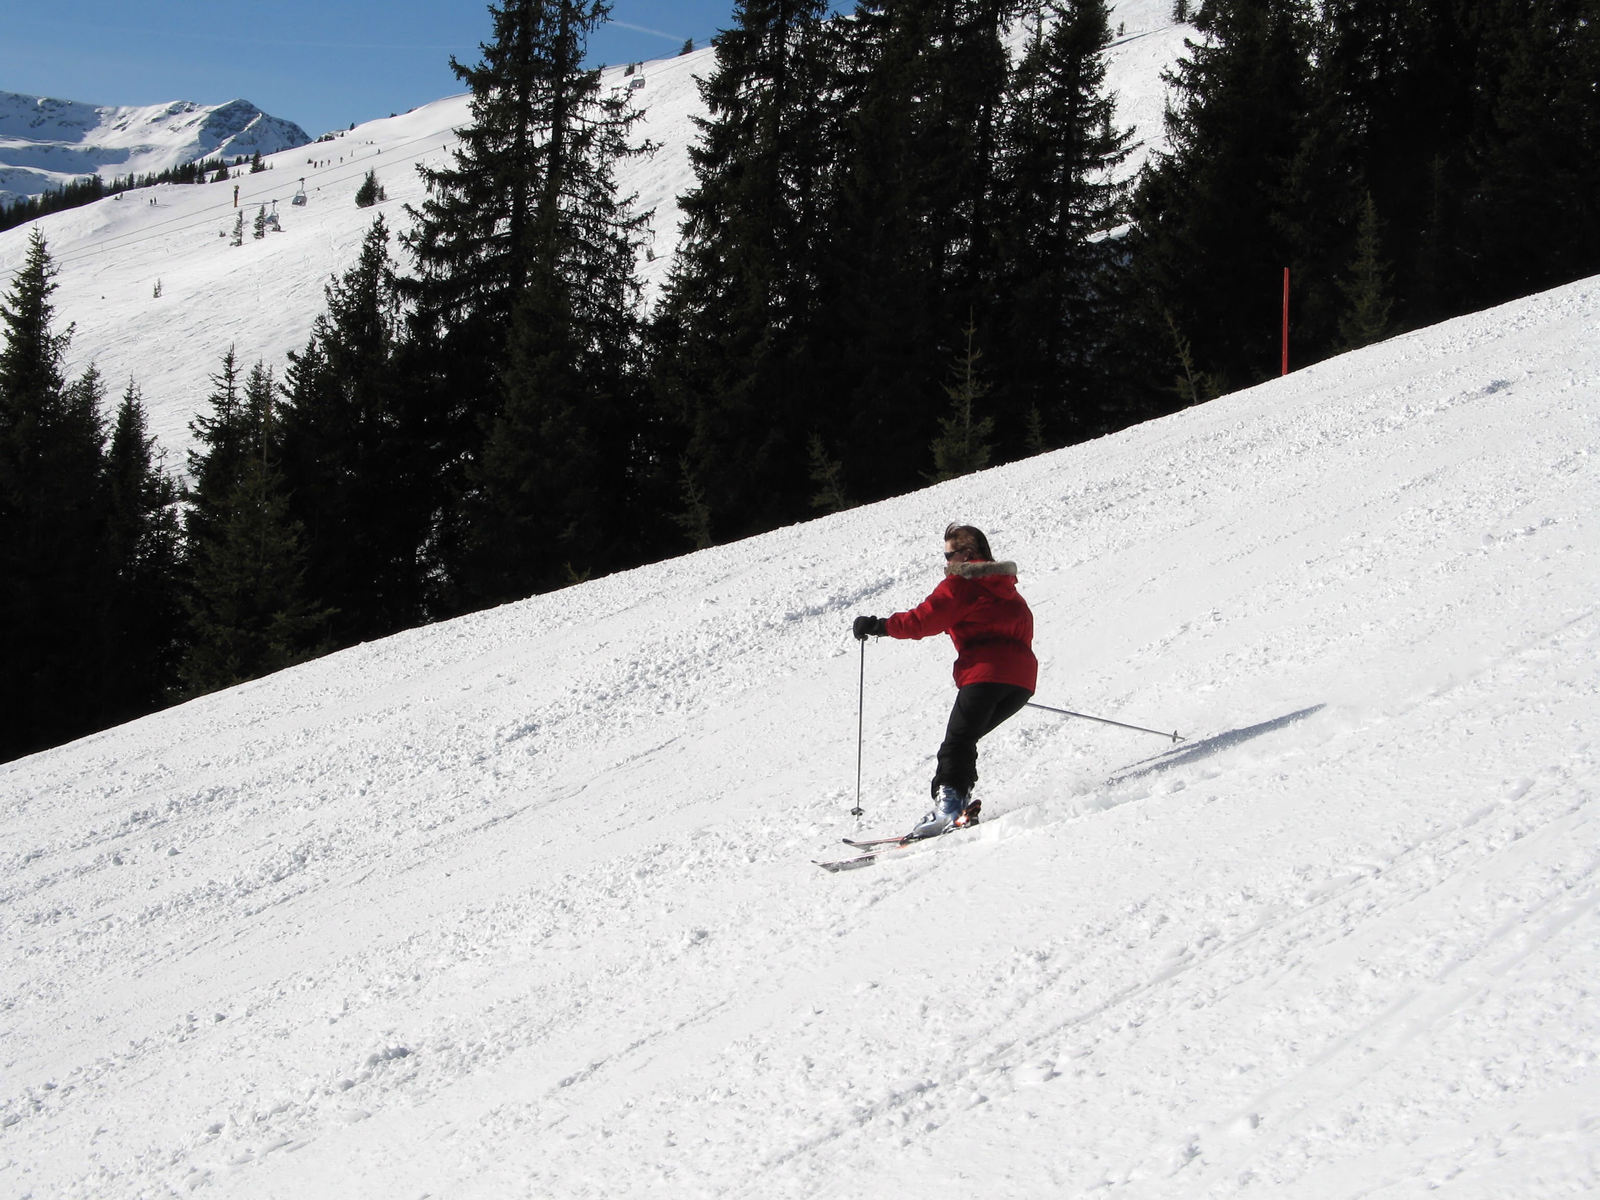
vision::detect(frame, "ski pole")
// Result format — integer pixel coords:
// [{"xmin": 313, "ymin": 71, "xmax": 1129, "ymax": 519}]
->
[
  {"xmin": 852, "ymin": 638, "xmax": 866, "ymax": 818},
  {"xmin": 1026, "ymin": 701, "xmax": 1185, "ymax": 744}
]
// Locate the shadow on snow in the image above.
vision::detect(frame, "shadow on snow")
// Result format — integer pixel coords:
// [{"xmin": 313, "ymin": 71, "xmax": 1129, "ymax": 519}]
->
[{"xmin": 1104, "ymin": 704, "xmax": 1327, "ymax": 786}]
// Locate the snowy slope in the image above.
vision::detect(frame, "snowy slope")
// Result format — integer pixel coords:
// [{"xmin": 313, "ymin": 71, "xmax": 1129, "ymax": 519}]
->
[
  {"xmin": 3, "ymin": 271, "xmax": 1597, "ymax": 1198},
  {"xmin": 0, "ymin": 92, "xmax": 311, "ymax": 206},
  {"xmin": 0, "ymin": 3, "xmax": 1192, "ymax": 465}
]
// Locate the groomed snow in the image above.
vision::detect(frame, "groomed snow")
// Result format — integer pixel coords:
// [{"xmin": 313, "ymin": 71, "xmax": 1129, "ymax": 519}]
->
[
  {"xmin": 3, "ymin": 272, "xmax": 1597, "ymax": 1197},
  {"xmin": 3, "ymin": 3, "xmax": 1597, "ymax": 1192}
]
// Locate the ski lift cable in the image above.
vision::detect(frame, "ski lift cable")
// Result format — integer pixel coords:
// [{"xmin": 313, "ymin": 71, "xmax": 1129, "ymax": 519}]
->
[
  {"xmin": 47, "ymin": 127, "xmax": 464, "ymax": 267},
  {"xmin": 52, "ymin": 138, "xmax": 434, "ymax": 264}
]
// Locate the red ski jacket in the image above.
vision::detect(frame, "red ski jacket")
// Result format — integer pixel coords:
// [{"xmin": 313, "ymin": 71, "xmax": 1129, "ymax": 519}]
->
[{"xmin": 885, "ymin": 560, "xmax": 1038, "ymax": 692}]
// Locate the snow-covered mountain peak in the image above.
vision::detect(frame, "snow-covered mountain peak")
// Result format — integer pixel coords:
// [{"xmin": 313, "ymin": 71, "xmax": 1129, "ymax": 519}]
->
[{"xmin": 0, "ymin": 90, "xmax": 311, "ymax": 206}]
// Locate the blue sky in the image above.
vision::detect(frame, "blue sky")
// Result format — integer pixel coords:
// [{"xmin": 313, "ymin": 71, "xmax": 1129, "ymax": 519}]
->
[{"xmin": 2, "ymin": 0, "xmax": 747, "ymax": 137}]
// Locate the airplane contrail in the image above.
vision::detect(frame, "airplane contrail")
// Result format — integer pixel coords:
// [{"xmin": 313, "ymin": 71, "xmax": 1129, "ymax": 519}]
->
[{"xmin": 611, "ymin": 20, "xmax": 685, "ymax": 43}]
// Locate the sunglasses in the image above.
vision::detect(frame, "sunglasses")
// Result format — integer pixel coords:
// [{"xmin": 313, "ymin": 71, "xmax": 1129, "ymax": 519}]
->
[{"xmin": 944, "ymin": 550, "xmax": 967, "ymax": 561}]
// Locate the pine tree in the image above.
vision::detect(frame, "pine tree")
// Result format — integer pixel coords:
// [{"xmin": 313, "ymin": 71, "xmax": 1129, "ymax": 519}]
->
[
  {"xmin": 0, "ymin": 232, "xmax": 112, "ymax": 760},
  {"xmin": 183, "ymin": 347, "xmax": 246, "ymax": 555},
  {"xmin": 477, "ymin": 0, "xmax": 655, "ymax": 598},
  {"xmin": 650, "ymin": 0, "xmax": 838, "ymax": 542},
  {"xmin": 402, "ymin": 0, "xmax": 655, "ymax": 604},
  {"xmin": 818, "ymin": 0, "xmax": 1016, "ymax": 502},
  {"xmin": 1336, "ymin": 191, "xmax": 1395, "ymax": 351},
  {"xmin": 101, "ymin": 381, "xmax": 184, "ymax": 723},
  {"xmin": 1460, "ymin": 0, "xmax": 1600, "ymax": 309},
  {"xmin": 356, "ymin": 168, "xmax": 384, "ymax": 208},
  {"xmin": 1307, "ymin": 0, "xmax": 1546, "ymax": 331},
  {"xmin": 806, "ymin": 434, "xmax": 852, "ymax": 514},
  {"xmin": 672, "ymin": 457, "xmax": 715, "ymax": 549},
  {"xmin": 1125, "ymin": 0, "xmax": 1317, "ymax": 398},
  {"xmin": 1302, "ymin": 0, "xmax": 1435, "ymax": 340},
  {"xmin": 279, "ymin": 216, "xmax": 431, "ymax": 643},
  {"xmin": 928, "ymin": 319, "xmax": 995, "ymax": 482},
  {"xmin": 182, "ymin": 354, "xmax": 325, "ymax": 696},
  {"xmin": 402, "ymin": 0, "xmax": 607, "ymax": 377},
  {"xmin": 0, "ymin": 232, "xmax": 71, "ymax": 427},
  {"xmin": 991, "ymin": 0, "xmax": 1130, "ymax": 449}
]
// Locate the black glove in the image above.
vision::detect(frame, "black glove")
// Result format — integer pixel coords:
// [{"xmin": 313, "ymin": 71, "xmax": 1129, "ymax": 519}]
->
[{"xmin": 852, "ymin": 615, "xmax": 887, "ymax": 641}]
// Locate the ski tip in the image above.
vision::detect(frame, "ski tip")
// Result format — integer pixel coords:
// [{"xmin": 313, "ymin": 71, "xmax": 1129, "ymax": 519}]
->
[{"xmin": 816, "ymin": 854, "xmax": 876, "ymax": 872}]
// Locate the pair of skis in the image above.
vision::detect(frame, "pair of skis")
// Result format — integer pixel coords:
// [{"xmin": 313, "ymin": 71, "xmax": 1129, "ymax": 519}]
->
[{"xmin": 814, "ymin": 800, "xmax": 981, "ymax": 872}]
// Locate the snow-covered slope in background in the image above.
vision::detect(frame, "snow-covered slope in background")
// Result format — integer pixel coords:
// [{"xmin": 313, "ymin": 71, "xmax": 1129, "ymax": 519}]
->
[
  {"xmin": 0, "ymin": 92, "xmax": 311, "ymax": 207},
  {"xmin": 0, "ymin": 2, "xmax": 1192, "ymax": 464},
  {"xmin": 3, "ymin": 271, "xmax": 1597, "ymax": 1198}
]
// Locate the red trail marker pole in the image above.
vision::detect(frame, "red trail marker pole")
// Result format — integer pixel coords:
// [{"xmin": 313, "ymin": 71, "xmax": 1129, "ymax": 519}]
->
[{"xmin": 1282, "ymin": 266, "xmax": 1291, "ymax": 375}]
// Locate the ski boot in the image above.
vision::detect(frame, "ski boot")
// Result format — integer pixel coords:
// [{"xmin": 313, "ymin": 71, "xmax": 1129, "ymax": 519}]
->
[{"xmin": 910, "ymin": 785, "xmax": 971, "ymax": 839}]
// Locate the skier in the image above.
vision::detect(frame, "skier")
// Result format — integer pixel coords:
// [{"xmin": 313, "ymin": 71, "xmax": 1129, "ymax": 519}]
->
[{"xmin": 852, "ymin": 523, "xmax": 1037, "ymax": 837}]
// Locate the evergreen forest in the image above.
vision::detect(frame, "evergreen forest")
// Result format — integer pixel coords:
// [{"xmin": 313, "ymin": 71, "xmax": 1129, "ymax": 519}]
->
[
  {"xmin": 0, "ymin": 154, "xmax": 268, "ymax": 234},
  {"xmin": 3, "ymin": 0, "xmax": 1598, "ymax": 762}
]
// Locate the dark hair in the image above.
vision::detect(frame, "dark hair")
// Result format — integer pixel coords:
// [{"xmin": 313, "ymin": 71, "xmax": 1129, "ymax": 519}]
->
[{"xmin": 944, "ymin": 523, "xmax": 993, "ymax": 561}]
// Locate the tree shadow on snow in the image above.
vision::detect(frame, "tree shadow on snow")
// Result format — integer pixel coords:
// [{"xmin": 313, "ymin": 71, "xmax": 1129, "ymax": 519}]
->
[{"xmin": 1104, "ymin": 704, "xmax": 1326, "ymax": 786}]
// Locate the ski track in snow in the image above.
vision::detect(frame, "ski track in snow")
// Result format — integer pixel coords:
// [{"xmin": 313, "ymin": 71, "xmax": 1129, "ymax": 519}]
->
[
  {"xmin": 3, "ymin": 271, "xmax": 1598, "ymax": 1197},
  {"xmin": 2, "ymin": 3, "xmax": 1599, "ymax": 1195}
]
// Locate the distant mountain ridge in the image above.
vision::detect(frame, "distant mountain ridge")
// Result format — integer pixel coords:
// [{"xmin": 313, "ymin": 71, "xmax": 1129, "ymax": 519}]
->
[{"xmin": 0, "ymin": 91, "xmax": 311, "ymax": 205}]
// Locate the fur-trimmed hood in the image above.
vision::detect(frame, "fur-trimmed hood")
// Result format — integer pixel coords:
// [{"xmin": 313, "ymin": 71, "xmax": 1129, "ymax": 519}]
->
[
  {"xmin": 888, "ymin": 557, "xmax": 1034, "ymax": 692},
  {"xmin": 946, "ymin": 559, "xmax": 1017, "ymax": 580}
]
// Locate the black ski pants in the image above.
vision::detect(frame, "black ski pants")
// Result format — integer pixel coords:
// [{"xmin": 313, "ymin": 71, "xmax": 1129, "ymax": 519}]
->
[{"xmin": 932, "ymin": 682, "xmax": 1033, "ymax": 799}]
